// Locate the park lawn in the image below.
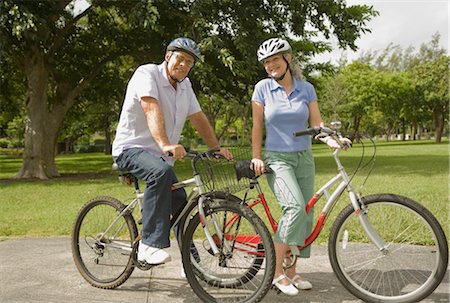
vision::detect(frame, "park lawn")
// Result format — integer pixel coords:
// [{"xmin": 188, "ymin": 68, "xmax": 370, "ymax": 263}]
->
[{"xmin": 0, "ymin": 140, "xmax": 448, "ymax": 241}]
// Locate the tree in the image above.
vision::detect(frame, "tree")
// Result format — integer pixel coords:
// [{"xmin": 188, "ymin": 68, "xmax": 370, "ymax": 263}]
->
[
  {"xmin": 1, "ymin": 0, "xmax": 377, "ymax": 179},
  {"xmin": 0, "ymin": 52, "xmax": 25, "ymax": 138},
  {"xmin": 412, "ymin": 56, "xmax": 449, "ymax": 143},
  {"xmin": 316, "ymin": 72, "xmax": 350, "ymax": 130},
  {"xmin": 0, "ymin": 0, "xmax": 168, "ymax": 178},
  {"xmin": 337, "ymin": 61, "xmax": 379, "ymax": 135}
]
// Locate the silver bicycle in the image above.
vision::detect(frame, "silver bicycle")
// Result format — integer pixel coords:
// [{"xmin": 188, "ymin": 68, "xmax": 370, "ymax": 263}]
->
[{"xmin": 71, "ymin": 148, "xmax": 275, "ymax": 303}]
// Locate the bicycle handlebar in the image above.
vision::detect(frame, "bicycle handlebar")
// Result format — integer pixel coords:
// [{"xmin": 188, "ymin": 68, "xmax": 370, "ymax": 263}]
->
[{"xmin": 293, "ymin": 126, "xmax": 333, "ymax": 137}]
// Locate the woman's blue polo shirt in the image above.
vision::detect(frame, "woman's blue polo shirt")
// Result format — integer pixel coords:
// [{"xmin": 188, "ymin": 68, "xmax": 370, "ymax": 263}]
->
[{"xmin": 252, "ymin": 78, "xmax": 317, "ymax": 152}]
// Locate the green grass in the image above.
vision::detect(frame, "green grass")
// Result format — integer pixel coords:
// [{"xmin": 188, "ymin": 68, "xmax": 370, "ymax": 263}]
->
[{"xmin": 0, "ymin": 140, "xmax": 448, "ymax": 242}]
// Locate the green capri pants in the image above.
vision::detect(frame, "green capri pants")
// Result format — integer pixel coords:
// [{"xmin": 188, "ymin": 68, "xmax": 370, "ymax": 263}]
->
[{"xmin": 264, "ymin": 149, "xmax": 315, "ymax": 258}]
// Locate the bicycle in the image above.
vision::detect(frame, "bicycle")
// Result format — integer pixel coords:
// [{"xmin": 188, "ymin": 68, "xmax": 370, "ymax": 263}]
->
[
  {"xmin": 71, "ymin": 148, "xmax": 276, "ymax": 303},
  {"xmin": 185, "ymin": 125, "xmax": 448, "ymax": 303}
]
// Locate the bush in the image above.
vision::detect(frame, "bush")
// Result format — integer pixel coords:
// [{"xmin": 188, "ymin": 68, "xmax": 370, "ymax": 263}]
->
[
  {"xmin": 0, "ymin": 147, "xmax": 23, "ymax": 155},
  {"xmin": 0, "ymin": 138, "xmax": 8, "ymax": 148}
]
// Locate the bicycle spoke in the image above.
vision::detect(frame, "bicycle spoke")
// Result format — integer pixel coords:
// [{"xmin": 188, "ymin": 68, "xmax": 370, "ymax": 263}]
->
[{"xmin": 330, "ymin": 195, "xmax": 448, "ymax": 302}]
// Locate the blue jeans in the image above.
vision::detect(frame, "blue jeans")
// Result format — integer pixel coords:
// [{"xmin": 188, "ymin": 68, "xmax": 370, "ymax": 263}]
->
[{"xmin": 115, "ymin": 148, "xmax": 187, "ymax": 248}]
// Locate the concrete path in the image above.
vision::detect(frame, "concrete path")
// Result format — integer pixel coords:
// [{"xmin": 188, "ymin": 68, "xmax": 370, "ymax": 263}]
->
[{"xmin": 0, "ymin": 237, "xmax": 448, "ymax": 303}]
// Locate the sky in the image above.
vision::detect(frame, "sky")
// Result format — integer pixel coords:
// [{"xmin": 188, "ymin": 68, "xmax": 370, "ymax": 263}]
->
[{"xmin": 312, "ymin": 0, "xmax": 449, "ymax": 64}]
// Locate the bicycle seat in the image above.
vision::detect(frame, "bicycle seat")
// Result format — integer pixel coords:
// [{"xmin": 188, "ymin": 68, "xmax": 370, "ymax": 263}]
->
[{"xmin": 112, "ymin": 162, "xmax": 136, "ymax": 186}]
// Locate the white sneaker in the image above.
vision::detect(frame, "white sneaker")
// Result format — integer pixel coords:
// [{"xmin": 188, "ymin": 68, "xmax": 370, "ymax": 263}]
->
[{"xmin": 137, "ymin": 241, "xmax": 171, "ymax": 265}]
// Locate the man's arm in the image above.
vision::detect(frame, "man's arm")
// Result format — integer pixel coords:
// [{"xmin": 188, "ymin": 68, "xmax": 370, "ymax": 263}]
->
[
  {"xmin": 188, "ymin": 111, "xmax": 220, "ymax": 148},
  {"xmin": 188, "ymin": 111, "xmax": 232, "ymax": 159},
  {"xmin": 141, "ymin": 96, "xmax": 186, "ymax": 159}
]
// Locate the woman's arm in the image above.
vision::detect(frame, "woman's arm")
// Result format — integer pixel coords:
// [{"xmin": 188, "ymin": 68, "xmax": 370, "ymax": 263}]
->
[
  {"xmin": 251, "ymin": 101, "xmax": 265, "ymax": 175},
  {"xmin": 308, "ymin": 100, "xmax": 324, "ymax": 128},
  {"xmin": 251, "ymin": 101, "xmax": 265, "ymax": 159}
]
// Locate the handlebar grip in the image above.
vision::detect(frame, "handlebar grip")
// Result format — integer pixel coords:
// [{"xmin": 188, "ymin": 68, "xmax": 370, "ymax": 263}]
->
[
  {"xmin": 166, "ymin": 145, "xmax": 191, "ymax": 157},
  {"xmin": 293, "ymin": 127, "xmax": 321, "ymax": 137}
]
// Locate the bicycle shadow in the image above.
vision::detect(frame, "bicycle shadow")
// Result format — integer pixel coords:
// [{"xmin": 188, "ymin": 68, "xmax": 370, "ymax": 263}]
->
[{"xmin": 113, "ymin": 269, "xmax": 450, "ymax": 303}]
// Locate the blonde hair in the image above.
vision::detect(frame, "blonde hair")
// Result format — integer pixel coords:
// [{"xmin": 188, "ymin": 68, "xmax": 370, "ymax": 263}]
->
[{"xmin": 282, "ymin": 52, "xmax": 304, "ymax": 80}]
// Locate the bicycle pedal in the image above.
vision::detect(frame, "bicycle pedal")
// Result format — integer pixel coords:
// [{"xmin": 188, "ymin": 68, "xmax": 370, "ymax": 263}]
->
[{"xmin": 136, "ymin": 260, "xmax": 154, "ymax": 271}]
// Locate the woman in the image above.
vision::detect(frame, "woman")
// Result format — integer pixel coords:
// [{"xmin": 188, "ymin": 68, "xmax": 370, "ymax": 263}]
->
[{"xmin": 251, "ymin": 38, "xmax": 336, "ymax": 296}]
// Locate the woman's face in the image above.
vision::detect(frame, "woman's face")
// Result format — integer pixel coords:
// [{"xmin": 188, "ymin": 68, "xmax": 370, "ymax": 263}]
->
[
  {"xmin": 262, "ymin": 53, "xmax": 291, "ymax": 78},
  {"xmin": 165, "ymin": 50, "xmax": 195, "ymax": 82}
]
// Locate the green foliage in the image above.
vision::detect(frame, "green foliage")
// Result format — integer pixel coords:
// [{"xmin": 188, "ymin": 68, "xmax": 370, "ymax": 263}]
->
[
  {"xmin": 5, "ymin": 115, "xmax": 25, "ymax": 148},
  {"xmin": 317, "ymin": 34, "xmax": 448, "ymax": 141},
  {"xmin": 0, "ymin": 0, "xmax": 377, "ymax": 178},
  {"xmin": 0, "ymin": 141, "xmax": 447, "ymax": 242}
]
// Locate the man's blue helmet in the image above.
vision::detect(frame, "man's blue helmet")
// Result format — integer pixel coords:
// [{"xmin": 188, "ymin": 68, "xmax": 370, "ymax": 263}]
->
[{"xmin": 167, "ymin": 38, "xmax": 201, "ymax": 60}]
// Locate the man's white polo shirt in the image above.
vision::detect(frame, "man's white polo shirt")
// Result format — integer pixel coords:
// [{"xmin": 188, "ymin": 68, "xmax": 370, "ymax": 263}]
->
[{"xmin": 112, "ymin": 62, "xmax": 201, "ymax": 164}]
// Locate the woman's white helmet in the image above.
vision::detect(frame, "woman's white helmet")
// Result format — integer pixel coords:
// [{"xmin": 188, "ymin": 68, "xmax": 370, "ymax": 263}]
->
[{"xmin": 257, "ymin": 38, "xmax": 291, "ymax": 62}]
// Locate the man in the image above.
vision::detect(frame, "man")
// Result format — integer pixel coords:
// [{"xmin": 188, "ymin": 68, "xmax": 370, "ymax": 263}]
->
[{"xmin": 112, "ymin": 37, "xmax": 231, "ymax": 265}]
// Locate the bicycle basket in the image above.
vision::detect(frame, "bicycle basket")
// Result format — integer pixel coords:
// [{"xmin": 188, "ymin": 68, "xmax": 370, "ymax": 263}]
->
[{"xmin": 194, "ymin": 147, "xmax": 253, "ymax": 194}]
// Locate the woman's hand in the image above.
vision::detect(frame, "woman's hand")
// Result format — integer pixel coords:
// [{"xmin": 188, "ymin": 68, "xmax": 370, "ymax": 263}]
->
[
  {"xmin": 251, "ymin": 158, "xmax": 265, "ymax": 176},
  {"xmin": 319, "ymin": 136, "xmax": 352, "ymax": 150}
]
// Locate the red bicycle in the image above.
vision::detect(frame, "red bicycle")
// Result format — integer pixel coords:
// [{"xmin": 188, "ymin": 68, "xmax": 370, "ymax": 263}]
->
[{"xmin": 181, "ymin": 126, "xmax": 448, "ymax": 303}]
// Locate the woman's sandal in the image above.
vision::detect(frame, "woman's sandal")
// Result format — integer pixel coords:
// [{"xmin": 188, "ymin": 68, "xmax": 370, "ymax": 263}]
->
[
  {"xmin": 272, "ymin": 274, "xmax": 299, "ymax": 296},
  {"xmin": 289, "ymin": 274, "xmax": 312, "ymax": 290}
]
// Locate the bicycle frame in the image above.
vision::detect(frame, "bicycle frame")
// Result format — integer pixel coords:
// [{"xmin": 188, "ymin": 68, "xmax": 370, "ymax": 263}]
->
[
  {"xmin": 228, "ymin": 147, "xmax": 387, "ymax": 254},
  {"xmin": 97, "ymin": 161, "xmax": 228, "ymax": 258}
]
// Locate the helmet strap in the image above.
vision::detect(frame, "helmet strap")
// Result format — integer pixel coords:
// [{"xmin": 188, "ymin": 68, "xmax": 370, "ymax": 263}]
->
[{"xmin": 271, "ymin": 56, "xmax": 290, "ymax": 81}]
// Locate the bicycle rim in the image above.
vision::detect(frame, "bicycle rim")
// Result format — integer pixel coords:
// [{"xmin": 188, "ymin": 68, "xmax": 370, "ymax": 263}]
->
[
  {"xmin": 71, "ymin": 196, "xmax": 138, "ymax": 289},
  {"xmin": 181, "ymin": 199, "xmax": 275, "ymax": 303},
  {"xmin": 329, "ymin": 194, "xmax": 448, "ymax": 303}
]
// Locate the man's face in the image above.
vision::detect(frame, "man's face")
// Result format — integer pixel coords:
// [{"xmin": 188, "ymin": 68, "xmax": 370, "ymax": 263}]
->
[{"xmin": 165, "ymin": 51, "xmax": 195, "ymax": 82}]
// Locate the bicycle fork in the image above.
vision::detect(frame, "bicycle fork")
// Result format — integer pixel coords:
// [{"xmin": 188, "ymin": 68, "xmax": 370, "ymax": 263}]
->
[
  {"xmin": 197, "ymin": 194, "xmax": 227, "ymax": 256},
  {"xmin": 334, "ymin": 149, "xmax": 388, "ymax": 252}
]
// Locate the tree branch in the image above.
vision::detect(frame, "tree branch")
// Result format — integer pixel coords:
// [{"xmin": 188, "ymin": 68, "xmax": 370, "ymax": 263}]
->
[
  {"xmin": 53, "ymin": 52, "xmax": 120, "ymax": 118},
  {"xmin": 50, "ymin": 0, "xmax": 111, "ymax": 56}
]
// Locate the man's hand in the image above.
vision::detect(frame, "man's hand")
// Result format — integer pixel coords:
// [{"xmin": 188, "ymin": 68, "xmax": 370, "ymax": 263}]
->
[
  {"xmin": 218, "ymin": 147, "xmax": 233, "ymax": 160},
  {"xmin": 163, "ymin": 144, "xmax": 186, "ymax": 160}
]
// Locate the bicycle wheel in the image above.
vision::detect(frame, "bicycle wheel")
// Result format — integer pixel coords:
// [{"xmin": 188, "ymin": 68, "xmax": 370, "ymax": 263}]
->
[
  {"xmin": 329, "ymin": 193, "xmax": 448, "ymax": 303},
  {"xmin": 71, "ymin": 196, "xmax": 138, "ymax": 289},
  {"xmin": 176, "ymin": 192, "xmax": 243, "ymax": 252},
  {"xmin": 181, "ymin": 198, "xmax": 275, "ymax": 303}
]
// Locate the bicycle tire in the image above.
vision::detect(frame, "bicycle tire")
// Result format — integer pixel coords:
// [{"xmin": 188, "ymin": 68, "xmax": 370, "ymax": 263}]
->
[
  {"xmin": 179, "ymin": 192, "xmax": 267, "ymax": 283},
  {"xmin": 181, "ymin": 198, "xmax": 275, "ymax": 303},
  {"xmin": 71, "ymin": 196, "xmax": 138, "ymax": 289},
  {"xmin": 329, "ymin": 193, "xmax": 448, "ymax": 303},
  {"xmin": 191, "ymin": 193, "xmax": 266, "ymax": 282}
]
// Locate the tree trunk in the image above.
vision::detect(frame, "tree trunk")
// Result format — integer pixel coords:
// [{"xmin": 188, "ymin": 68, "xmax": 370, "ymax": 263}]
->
[
  {"xmin": 104, "ymin": 124, "xmax": 112, "ymax": 155},
  {"xmin": 432, "ymin": 110, "xmax": 442, "ymax": 143},
  {"xmin": 401, "ymin": 119, "xmax": 406, "ymax": 141},
  {"xmin": 352, "ymin": 115, "xmax": 361, "ymax": 137},
  {"xmin": 411, "ymin": 121, "xmax": 417, "ymax": 140},
  {"xmin": 15, "ymin": 50, "xmax": 51, "ymax": 179},
  {"xmin": 15, "ymin": 48, "xmax": 74, "ymax": 179}
]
